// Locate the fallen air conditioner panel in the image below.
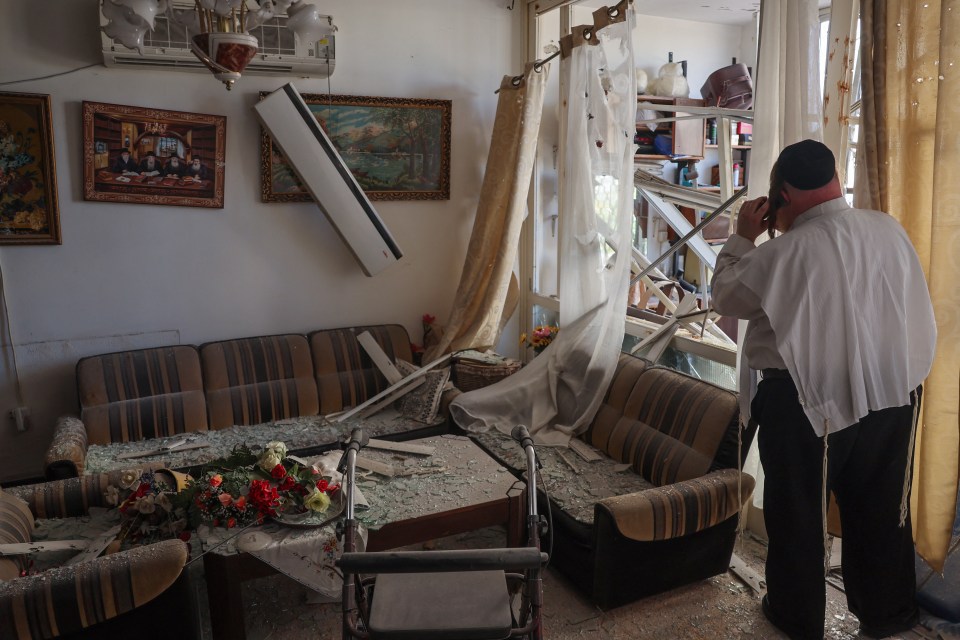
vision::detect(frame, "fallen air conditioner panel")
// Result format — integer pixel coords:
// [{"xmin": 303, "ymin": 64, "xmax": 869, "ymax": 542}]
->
[{"xmin": 254, "ymin": 83, "xmax": 402, "ymax": 277}]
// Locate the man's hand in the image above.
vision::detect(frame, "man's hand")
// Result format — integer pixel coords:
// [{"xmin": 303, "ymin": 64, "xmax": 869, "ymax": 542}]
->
[{"xmin": 735, "ymin": 197, "xmax": 769, "ymax": 243}]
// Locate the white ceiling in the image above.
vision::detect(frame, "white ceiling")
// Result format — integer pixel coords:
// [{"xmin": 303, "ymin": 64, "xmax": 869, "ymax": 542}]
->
[{"xmin": 633, "ymin": 0, "xmax": 760, "ymax": 25}]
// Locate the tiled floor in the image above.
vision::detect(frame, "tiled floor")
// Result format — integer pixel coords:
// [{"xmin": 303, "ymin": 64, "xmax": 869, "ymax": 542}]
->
[{"xmin": 192, "ymin": 527, "xmax": 932, "ymax": 640}]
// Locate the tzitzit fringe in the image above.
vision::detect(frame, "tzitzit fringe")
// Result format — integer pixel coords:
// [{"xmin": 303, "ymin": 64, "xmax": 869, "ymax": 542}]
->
[
  {"xmin": 821, "ymin": 421, "xmax": 830, "ymax": 577},
  {"xmin": 899, "ymin": 390, "xmax": 920, "ymax": 528}
]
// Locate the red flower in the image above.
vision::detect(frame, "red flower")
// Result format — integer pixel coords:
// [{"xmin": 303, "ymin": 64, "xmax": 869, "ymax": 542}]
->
[
  {"xmin": 422, "ymin": 313, "xmax": 435, "ymax": 324},
  {"xmin": 209, "ymin": 474, "xmax": 223, "ymax": 488},
  {"xmin": 249, "ymin": 479, "xmax": 280, "ymax": 516},
  {"xmin": 270, "ymin": 464, "xmax": 287, "ymax": 480},
  {"xmin": 316, "ymin": 479, "xmax": 329, "ymax": 492},
  {"xmin": 327, "ymin": 483, "xmax": 341, "ymax": 495},
  {"xmin": 279, "ymin": 476, "xmax": 296, "ymax": 492},
  {"xmin": 178, "ymin": 531, "xmax": 192, "ymax": 542},
  {"xmin": 234, "ymin": 496, "xmax": 247, "ymax": 510},
  {"xmin": 226, "ymin": 518, "xmax": 237, "ymax": 529}
]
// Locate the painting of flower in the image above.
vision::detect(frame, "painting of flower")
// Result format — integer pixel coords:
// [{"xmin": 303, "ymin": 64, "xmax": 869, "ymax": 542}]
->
[{"xmin": 0, "ymin": 92, "xmax": 60, "ymax": 244}]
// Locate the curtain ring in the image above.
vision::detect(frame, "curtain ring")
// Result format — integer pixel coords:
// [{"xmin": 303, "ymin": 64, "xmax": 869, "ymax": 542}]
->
[
  {"xmin": 534, "ymin": 61, "xmax": 544, "ymax": 73},
  {"xmin": 582, "ymin": 27, "xmax": 594, "ymax": 40},
  {"xmin": 511, "ymin": 75, "xmax": 523, "ymax": 87},
  {"xmin": 607, "ymin": 7, "xmax": 620, "ymax": 17}
]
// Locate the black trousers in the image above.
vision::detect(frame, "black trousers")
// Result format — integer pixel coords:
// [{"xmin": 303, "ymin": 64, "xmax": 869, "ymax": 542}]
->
[{"xmin": 753, "ymin": 377, "xmax": 919, "ymax": 639}]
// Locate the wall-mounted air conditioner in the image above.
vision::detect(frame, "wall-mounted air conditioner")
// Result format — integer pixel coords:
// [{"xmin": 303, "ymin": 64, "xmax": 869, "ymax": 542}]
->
[{"xmin": 99, "ymin": 3, "xmax": 335, "ymax": 79}]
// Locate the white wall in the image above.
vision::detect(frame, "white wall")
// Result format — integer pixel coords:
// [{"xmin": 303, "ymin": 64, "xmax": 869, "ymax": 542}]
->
[{"xmin": 0, "ymin": 0, "xmax": 521, "ymax": 481}]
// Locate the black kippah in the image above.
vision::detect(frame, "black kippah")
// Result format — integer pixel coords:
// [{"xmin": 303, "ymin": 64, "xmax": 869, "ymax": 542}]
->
[{"xmin": 776, "ymin": 139, "xmax": 836, "ymax": 190}]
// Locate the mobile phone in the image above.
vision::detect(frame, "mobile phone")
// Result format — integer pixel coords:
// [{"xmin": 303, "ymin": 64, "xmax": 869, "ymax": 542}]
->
[{"xmin": 764, "ymin": 184, "xmax": 786, "ymax": 238}]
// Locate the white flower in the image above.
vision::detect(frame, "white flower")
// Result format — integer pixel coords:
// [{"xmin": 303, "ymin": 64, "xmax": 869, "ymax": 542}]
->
[
  {"xmin": 135, "ymin": 494, "xmax": 156, "ymax": 514},
  {"xmin": 258, "ymin": 441, "xmax": 288, "ymax": 472},
  {"xmin": 119, "ymin": 469, "xmax": 142, "ymax": 489}
]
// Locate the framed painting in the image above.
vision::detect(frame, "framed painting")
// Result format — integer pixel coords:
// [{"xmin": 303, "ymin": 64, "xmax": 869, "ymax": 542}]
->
[
  {"xmin": 0, "ymin": 92, "xmax": 61, "ymax": 244},
  {"xmin": 82, "ymin": 101, "xmax": 226, "ymax": 209},
  {"xmin": 260, "ymin": 93, "xmax": 451, "ymax": 202}
]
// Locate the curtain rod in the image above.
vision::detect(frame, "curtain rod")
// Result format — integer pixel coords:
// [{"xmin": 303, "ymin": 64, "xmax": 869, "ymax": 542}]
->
[{"xmin": 506, "ymin": 0, "xmax": 627, "ymax": 88}]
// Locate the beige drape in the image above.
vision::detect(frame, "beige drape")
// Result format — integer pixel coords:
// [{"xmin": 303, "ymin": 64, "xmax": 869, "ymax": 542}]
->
[
  {"xmin": 856, "ymin": 0, "xmax": 960, "ymax": 572},
  {"xmin": 423, "ymin": 65, "xmax": 547, "ymax": 363}
]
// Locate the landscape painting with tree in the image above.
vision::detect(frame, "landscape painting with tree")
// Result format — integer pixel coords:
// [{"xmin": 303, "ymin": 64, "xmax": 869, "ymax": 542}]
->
[{"xmin": 260, "ymin": 93, "xmax": 451, "ymax": 202}]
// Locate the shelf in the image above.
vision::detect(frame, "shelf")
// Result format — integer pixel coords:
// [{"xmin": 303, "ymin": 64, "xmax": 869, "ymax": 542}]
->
[
  {"xmin": 705, "ymin": 144, "xmax": 752, "ymax": 150},
  {"xmin": 634, "ymin": 154, "xmax": 703, "ymax": 161}
]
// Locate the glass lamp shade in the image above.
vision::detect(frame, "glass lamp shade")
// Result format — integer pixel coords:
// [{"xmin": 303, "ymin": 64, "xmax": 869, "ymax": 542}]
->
[
  {"xmin": 191, "ymin": 32, "xmax": 259, "ymax": 90},
  {"xmin": 285, "ymin": 2, "xmax": 334, "ymax": 44}
]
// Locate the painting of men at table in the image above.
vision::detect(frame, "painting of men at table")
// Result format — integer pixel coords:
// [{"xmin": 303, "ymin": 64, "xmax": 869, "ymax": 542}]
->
[{"xmin": 82, "ymin": 101, "xmax": 225, "ymax": 209}]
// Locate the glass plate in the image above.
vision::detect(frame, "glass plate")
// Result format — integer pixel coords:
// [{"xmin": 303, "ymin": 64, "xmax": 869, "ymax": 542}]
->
[{"xmin": 272, "ymin": 492, "xmax": 345, "ymax": 529}]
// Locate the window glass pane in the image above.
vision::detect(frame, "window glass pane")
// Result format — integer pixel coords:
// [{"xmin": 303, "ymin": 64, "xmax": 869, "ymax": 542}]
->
[
  {"xmin": 623, "ymin": 335, "xmax": 736, "ymax": 391},
  {"xmin": 532, "ymin": 304, "xmax": 559, "ymax": 331},
  {"xmin": 533, "ymin": 9, "xmax": 561, "ymax": 299}
]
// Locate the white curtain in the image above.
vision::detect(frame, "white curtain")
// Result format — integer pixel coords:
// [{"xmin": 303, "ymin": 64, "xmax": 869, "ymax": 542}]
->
[
  {"xmin": 450, "ymin": 6, "xmax": 637, "ymax": 446},
  {"xmin": 741, "ymin": 0, "xmax": 824, "ymax": 506}
]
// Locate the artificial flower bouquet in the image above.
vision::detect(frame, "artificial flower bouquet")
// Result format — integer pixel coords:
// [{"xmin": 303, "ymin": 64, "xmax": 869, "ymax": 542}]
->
[
  {"xmin": 179, "ymin": 441, "xmax": 342, "ymax": 529},
  {"xmin": 109, "ymin": 469, "xmax": 190, "ymax": 546},
  {"xmin": 520, "ymin": 324, "xmax": 560, "ymax": 355}
]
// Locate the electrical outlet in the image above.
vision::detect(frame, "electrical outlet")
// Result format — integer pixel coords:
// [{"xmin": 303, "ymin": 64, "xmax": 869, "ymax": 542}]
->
[{"xmin": 10, "ymin": 407, "xmax": 30, "ymax": 432}]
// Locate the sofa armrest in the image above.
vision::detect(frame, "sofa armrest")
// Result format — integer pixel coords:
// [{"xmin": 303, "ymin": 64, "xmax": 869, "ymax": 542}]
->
[
  {"xmin": 0, "ymin": 538, "xmax": 188, "ymax": 639},
  {"xmin": 44, "ymin": 416, "xmax": 88, "ymax": 480},
  {"xmin": 596, "ymin": 468, "xmax": 755, "ymax": 542}
]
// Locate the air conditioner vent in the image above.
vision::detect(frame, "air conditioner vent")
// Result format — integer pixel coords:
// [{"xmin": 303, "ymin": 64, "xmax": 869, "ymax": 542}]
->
[{"xmin": 101, "ymin": 2, "xmax": 335, "ymax": 79}]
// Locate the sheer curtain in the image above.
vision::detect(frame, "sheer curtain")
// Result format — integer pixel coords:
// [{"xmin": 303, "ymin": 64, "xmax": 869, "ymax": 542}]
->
[
  {"xmin": 423, "ymin": 65, "xmax": 548, "ymax": 362},
  {"xmin": 856, "ymin": 0, "xmax": 960, "ymax": 572},
  {"xmin": 451, "ymin": 5, "xmax": 637, "ymax": 445},
  {"xmin": 740, "ymin": 0, "xmax": 824, "ymax": 507}
]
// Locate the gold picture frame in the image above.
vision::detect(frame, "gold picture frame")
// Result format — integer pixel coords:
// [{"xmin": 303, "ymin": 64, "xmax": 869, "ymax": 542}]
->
[
  {"xmin": 0, "ymin": 92, "xmax": 61, "ymax": 244},
  {"xmin": 82, "ymin": 101, "xmax": 226, "ymax": 209},
  {"xmin": 260, "ymin": 93, "xmax": 451, "ymax": 202}
]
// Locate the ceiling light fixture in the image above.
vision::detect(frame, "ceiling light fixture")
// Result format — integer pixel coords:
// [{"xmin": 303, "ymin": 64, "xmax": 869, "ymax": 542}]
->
[{"xmin": 101, "ymin": 0, "xmax": 337, "ymax": 90}]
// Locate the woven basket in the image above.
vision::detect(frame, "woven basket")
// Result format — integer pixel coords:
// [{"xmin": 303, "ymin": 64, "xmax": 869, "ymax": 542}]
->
[{"xmin": 452, "ymin": 358, "xmax": 521, "ymax": 392}]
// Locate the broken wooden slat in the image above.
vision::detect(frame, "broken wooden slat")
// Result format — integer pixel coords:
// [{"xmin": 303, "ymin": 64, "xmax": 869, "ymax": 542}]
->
[
  {"xmin": 335, "ymin": 354, "xmax": 452, "ymax": 423},
  {"xmin": 728, "ymin": 552, "xmax": 765, "ymax": 594},
  {"xmin": 367, "ymin": 439, "xmax": 436, "ymax": 456},
  {"xmin": 357, "ymin": 331, "xmax": 404, "ymax": 385},
  {"xmin": 355, "ymin": 456, "xmax": 396, "ymax": 477},
  {"xmin": 65, "ymin": 525, "xmax": 122, "ymax": 566},
  {"xmin": 0, "ymin": 540, "xmax": 89, "ymax": 556}
]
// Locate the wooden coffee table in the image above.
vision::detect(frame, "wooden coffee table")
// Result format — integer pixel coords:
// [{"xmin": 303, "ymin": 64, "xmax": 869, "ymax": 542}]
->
[{"xmin": 203, "ymin": 435, "xmax": 525, "ymax": 640}]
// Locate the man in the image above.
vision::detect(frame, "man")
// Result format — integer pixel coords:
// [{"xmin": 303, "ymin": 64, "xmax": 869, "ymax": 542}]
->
[
  {"xmin": 139, "ymin": 152, "xmax": 162, "ymax": 176},
  {"xmin": 711, "ymin": 140, "xmax": 936, "ymax": 639},
  {"xmin": 184, "ymin": 156, "xmax": 207, "ymax": 181},
  {"xmin": 164, "ymin": 156, "xmax": 185, "ymax": 178},
  {"xmin": 112, "ymin": 149, "xmax": 137, "ymax": 174}
]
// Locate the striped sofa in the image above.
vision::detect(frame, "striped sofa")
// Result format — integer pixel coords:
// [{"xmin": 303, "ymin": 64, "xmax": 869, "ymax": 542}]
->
[
  {"xmin": 44, "ymin": 324, "xmax": 437, "ymax": 479},
  {"xmin": 0, "ymin": 475, "xmax": 196, "ymax": 640},
  {"xmin": 471, "ymin": 353, "xmax": 757, "ymax": 610}
]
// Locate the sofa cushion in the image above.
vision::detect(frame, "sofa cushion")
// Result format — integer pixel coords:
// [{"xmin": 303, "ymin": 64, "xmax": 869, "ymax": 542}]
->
[
  {"xmin": 471, "ymin": 430, "xmax": 655, "ymax": 526},
  {"xmin": 77, "ymin": 346, "xmax": 209, "ymax": 444},
  {"xmin": 201, "ymin": 334, "xmax": 319, "ymax": 429},
  {"xmin": 586, "ymin": 405, "xmax": 713, "ymax": 486},
  {"xmin": 586, "ymin": 364, "xmax": 739, "ymax": 481},
  {"xmin": 0, "ymin": 538, "xmax": 188, "ymax": 639},
  {"xmin": 44, "ymin": 416, "xmax": 89, "ymax": 478},
  {"xmin": 597, "ymin": 469, "xmax": 755, "ymax": 542},
  {"xmin": 0, "ymin": 491, "xmax": 33, "ymax": 581},
  {"xmin": 309, "ymin": 325, "xmax": 413, "ymax": 415}
]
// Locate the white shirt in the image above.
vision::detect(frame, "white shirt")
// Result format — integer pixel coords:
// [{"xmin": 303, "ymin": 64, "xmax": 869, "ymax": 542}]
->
[{"xmin": 712, "ymin": 198, "xmax": 937, "ymax": 436}]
